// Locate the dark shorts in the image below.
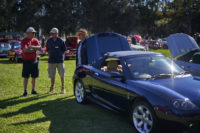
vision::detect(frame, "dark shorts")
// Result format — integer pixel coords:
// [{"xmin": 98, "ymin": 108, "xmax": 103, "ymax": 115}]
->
[{"xmin": 22, "ymin": 60, "xmax": 39, "ymax": 78}]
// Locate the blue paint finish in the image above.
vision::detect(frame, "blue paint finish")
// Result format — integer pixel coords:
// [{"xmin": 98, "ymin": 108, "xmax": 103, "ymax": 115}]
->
[
  {"xmin": 85, "ymin": 32, "xmax": 130, "ymax": 65},
  {"xmin": 167, "ymin": 33, "xmax": 199, "ymax": 58},
  {"xmin": 167, "ymin": 33, "xmax": 200, "ymax": 76},
  {"xmin": 175, "ymin": 60, "xmax": 200, "ymax": 76},
  {"xmin": 73, "ymin": 32, "xmax": 200, "ymax": 128}
]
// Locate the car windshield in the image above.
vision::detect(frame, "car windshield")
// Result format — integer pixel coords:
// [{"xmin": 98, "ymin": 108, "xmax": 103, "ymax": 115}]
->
[
  {"xmin": 126, "ymin": 55, "xmax": 185, "ymax": 80},
  {"xmin": 11, "ymin": 42, "xmax": 21, "ymax": 49}
]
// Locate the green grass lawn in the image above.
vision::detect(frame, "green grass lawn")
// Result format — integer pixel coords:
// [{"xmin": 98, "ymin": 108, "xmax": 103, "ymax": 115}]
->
[
  {"xmin": 150, "ymin": 49, "xmax": 171, "ymax": 58},
  {"xmin": 0, "ymin": 49, "xmax": 178, "ymax": 133},
  {"xmin": 0, "ymin": 56, "xmax": 135, "ymax": 133}
]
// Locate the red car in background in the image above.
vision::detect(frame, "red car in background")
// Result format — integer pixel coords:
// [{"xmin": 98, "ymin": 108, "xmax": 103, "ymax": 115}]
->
[
  {"xmin": 140, "ymin": 40, "xmax": 161, "ymax": 49},
  {"xmin": 65, "ymin": 36, "xmax": 79, "ymax": 59},
  {"xmin": 37, "ymin": 48, "xmax": 47, "ymax": 57},
  {"xmin": 8, "ymin": 40, "xmax": 22, "ymax": 62}
]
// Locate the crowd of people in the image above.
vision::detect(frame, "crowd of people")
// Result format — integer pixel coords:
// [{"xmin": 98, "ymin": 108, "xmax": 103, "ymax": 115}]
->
[{"xmin": 21, "ymin": 27, "xmax": 88, "ymax": 96}]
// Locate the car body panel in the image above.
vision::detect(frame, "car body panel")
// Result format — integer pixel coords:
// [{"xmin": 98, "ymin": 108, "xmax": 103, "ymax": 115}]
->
[
  {"xmin": 0, "ymin": 43, "xmax": 11, "ymax": 56},
  {"xmin": 167, "ymin": 33, "xmax": 199, "ymax": 58},
  {"xmin": 174, "ymin": 60, "xmax": 200, "ymax": 76},
  {"xmin": 130, "ymin": 44, "xmax": 145, "ymax": 51},
  {"xmin": 8, "ymin": 40, "xmax": 22, "ymax": 60},
  {"xmin": 85, "ymin": 32, "xmax": 130, "ymax": 65},
  {"xmin": 167, "ymin": 33, "xmax": 200, "ymax": 76}
]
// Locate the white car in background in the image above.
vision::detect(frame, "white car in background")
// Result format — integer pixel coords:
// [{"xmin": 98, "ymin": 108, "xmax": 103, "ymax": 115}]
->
[{"xmin": 130, "ymin": 44, "xmax": 146, "ymax": 51}]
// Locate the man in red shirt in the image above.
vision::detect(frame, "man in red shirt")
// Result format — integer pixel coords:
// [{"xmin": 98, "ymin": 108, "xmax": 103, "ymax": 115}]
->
[{"xmin": 21, "ymin": 27, "xmax": 41, "ymax": 96}]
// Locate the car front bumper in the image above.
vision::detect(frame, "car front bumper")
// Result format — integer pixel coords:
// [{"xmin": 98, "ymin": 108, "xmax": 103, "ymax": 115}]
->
[{"xmin": 156, "ymin": 108, "xmax": 200, "ymax": 128}]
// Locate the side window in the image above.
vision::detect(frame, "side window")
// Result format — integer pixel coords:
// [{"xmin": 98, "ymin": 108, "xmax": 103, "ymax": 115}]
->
[{"xmin": 100, "ymin": 58, "xmax": 123, "ymax": 73}]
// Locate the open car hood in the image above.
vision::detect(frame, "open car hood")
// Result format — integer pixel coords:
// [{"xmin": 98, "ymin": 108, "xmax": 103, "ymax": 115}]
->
[
  {"xmin": 167, "ymin": 33, "xmax": 199, "ymax": 58},
  {"xmin": 85, "ymin": 32, "xmax": 130, "ymax": 65}
]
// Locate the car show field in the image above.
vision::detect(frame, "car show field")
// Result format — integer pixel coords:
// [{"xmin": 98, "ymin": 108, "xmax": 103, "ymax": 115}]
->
[{"xmin": 0, "ymin": 49, "xmax": 198, "ymax": 133}]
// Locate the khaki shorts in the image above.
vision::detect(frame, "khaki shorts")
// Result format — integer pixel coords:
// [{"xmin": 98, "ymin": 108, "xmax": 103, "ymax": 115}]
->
[{"xmin": 48, "ymin": 63, "xmax": 65, "ymax": 78}]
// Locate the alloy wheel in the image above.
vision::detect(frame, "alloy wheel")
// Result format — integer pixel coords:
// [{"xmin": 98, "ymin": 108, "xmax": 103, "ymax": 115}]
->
[
  {"xmin": 75, "ymin": 81, "xmax": 85, "ymax": 103},
  {"xmin": 133, "ymin": 105, "xmax": 153, "ymax": 133}
]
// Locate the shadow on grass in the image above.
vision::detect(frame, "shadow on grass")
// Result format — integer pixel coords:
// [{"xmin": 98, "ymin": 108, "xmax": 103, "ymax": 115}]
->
[
  {"xmin": 0, "ymin": 59, "xmax": 15, "ymax": 64},
  {"xmin": 0, "ymin": 96, "xmax": 199, "ymax": 133},
  {"xmin": 39, "ymin": 58, "xmax": 48, "ymax": 61},
  {"xmin": 0, "ymin": 94, "xmax": 54, "ymax": 109},
  {"xmin": 0, "ymin": 96, "xmax": 135, "ymax": 133}
]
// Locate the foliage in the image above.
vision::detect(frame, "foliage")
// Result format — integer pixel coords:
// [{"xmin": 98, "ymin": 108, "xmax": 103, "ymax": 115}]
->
[{"xmin": 0, "ymin": 0, "xmax": 199, "ymax": 37}]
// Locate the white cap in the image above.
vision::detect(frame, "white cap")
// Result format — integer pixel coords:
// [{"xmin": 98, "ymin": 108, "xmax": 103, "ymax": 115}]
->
[
  {"xmin": 26, "ymin": 27, "xmax": 36, "ymax": 33},
  {"xmin": 50, "ymin": 28, "xmax": 59, "ymax": 34}
]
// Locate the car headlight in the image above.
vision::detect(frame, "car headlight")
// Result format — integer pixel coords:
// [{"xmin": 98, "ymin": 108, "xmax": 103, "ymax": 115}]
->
[{"xmin": 172, "ymin": 98, "xmax": 196, "ymax": 111}]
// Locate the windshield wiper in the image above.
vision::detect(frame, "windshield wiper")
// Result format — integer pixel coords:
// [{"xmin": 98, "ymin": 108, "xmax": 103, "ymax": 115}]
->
[{"xmin": 151, "ymin": 74, "xmax": 173, "ymax": 79}]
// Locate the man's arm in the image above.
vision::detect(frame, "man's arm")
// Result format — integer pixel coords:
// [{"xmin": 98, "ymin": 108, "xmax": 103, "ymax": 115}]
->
[
  {"xmin": 21, "ymin": 40, "xmax": 35, "ymax": 53},
  {"xmin": 22, "ymin": 47, "xmax": 35, "ymax": 53},
  {"xmin": 29, "ymin": 39, "xmax": 41, "ymax": 50},
  {"xmin": 28, "ymin": 45, "xmax": 41, "ymax": 50}
]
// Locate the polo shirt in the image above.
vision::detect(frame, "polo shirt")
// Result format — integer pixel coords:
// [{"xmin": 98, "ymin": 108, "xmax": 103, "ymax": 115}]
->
[
  {"xmin": 21, "ymin": 37, "xmax": 40, "ymax": 61},
  {"xmin": 46, "ymin": 37, "xmax": 66, "ymax": 63}
]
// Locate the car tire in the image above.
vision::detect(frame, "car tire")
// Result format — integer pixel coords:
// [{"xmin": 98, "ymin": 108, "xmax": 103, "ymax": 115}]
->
[
  {"xmin": 131, "ymin": 101, "xmax": 158, "ymax": 133},
  {"xmin": 74, "ymin": 80, "xmax": 87, "ymax": 104}
]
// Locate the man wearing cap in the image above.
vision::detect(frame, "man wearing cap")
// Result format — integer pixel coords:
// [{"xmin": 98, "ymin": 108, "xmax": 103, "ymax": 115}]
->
[
  {"xmin": 21, "ymin": 27, "xmax": 41, "ymax": 96},
  {"xmin": 46, "ymin": 28, "xmax": 66, "ymax": 94},
  {"xmin": 76, "ymin": 28, "xmax": 89, "ymax": 66}
]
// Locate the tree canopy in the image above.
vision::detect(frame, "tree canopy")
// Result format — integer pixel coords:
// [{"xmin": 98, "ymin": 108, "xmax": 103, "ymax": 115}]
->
[{"xmin": 0, "ymin": 0, "xmax": 199, "ymax": 37}]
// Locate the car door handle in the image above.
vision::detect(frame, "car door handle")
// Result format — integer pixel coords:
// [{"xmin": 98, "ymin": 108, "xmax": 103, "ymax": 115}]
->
[{"xmin": 94, "ymin": 73, "xmax": 99, "ymax": 76}]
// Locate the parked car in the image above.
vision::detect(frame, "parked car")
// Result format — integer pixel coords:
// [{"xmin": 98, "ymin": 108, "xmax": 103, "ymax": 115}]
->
[
  {"xmin": 73, "ymin": 32, "xmax": 200, "ymax": 133},
  {"xmin": 0, "ymin": 42, "xmax": 11, "ymax": 57},
  {"xmin": 130, "ymin": 44, "xmax": 146, "ymax": 51},
  {"xmin": 37, "ymin": 48, "xmax": 47, "ymax": 57},
  {"xmin": 127, "ymin": 38, "xmax": 146, "ymax": 51},
  {"xmin": 167, "ymin": 33, "xmax": 200, "ymax": 76},
  {"xmin": 8, "ymin": 40, "xmax": 22, "ymax": 62},
  {"xmin": 146, "ymin": 40, "xmax": 161, "ymax": 49},
  {"xmin": 157, "ymin": 38, "xmax": 168, "ymax": 49},
  {"xmin": 65, "ymin": 36, "xmax": 79, "ymax": 59}
]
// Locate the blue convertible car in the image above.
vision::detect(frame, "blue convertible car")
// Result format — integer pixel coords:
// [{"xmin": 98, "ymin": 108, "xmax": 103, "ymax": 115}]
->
[
  {"xmin": 73, "ymin": 32, "xmax": 200, "ymax": 133},
  {"xmin": 167, "ymin": 33, "xmax": 200, "ymax": 76}
]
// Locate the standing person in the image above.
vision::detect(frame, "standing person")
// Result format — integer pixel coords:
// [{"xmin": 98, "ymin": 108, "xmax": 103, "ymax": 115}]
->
[
  {"xmin": 46, "ymin": 28, "xmax": 66, "ymax": 94},
  {"xmin": 41, "ymin": 35, "xmax": 45, "ymax": 48},
  {"xmin": 76, "ymin": 28, "xmax": 89, "ymax": 66},
  {"xmin": 21, "ymin": 27, "xmax": 41, "ymax": 96}
]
